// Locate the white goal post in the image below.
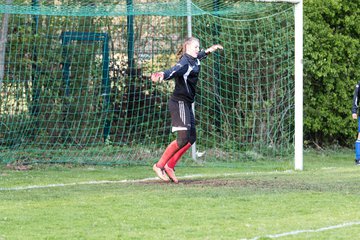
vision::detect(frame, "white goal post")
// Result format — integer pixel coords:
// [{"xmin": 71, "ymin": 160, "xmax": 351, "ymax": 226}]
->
[{"xmin": 294, "ymin": 0, "xmax": 304, "ymax": 171}]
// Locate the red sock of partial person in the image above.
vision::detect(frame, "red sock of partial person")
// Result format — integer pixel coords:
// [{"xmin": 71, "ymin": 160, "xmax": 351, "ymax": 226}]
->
[
  {"xmin": 166, "ymin": 143, "xmax": 192, "ymax": 169},
  {"xmin": 156, "ymin": 140, "xmax": 180, "ymax": 168}
]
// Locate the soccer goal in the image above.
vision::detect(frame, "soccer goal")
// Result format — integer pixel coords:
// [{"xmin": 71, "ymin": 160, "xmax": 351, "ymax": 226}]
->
[{"xmin": 0, "ymin": 0, "xmax": 303, "ymax": 168}]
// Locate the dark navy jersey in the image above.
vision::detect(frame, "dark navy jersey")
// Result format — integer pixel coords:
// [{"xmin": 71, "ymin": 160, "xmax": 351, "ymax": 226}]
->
[
  {"xmin": 163, "ymin": 50, "xmax": 207, "ymax": 103},
  {"xmin": 352, "ymin": 81, "xmax": 360, "ymax": 114}
]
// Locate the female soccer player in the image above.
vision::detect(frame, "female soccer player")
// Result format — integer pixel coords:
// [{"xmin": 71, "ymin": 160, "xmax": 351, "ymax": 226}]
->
[{"xmin": 151, "ymin": 37, "xmax": 223, "ymax": 183}]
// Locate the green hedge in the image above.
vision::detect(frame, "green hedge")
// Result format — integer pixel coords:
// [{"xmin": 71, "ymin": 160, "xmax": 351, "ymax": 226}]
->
[{"xmin": 304, "ymin": 0, "xmax": 360, "ymax": 147}]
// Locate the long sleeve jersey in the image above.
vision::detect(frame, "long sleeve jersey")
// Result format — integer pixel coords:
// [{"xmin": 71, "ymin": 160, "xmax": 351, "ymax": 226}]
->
[
  {"xmin": 163, "ymin": 50, "xmax": 208, "ymax": 103},
  {"xmin": 352, "ymin": 82, "xmax": 360, "ymax": 114}
]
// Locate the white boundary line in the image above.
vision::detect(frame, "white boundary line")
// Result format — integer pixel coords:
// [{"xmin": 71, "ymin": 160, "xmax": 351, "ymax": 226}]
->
[
  {"xmin": 0, "ymin": 177, "xmax": 159, "ymax": 191},
  {"xmin": 246, "ymin": 221, "xmax": 360, "ymax": 239},
  {"xmin": 0, "ymin": 170, "xmax": 293, "ymax": 191}
]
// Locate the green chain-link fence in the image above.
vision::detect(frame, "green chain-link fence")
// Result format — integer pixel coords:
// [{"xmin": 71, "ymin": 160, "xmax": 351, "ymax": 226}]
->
[{"xmin": 0, "ymin": 0, "xmax": 295, "ymax": 165}]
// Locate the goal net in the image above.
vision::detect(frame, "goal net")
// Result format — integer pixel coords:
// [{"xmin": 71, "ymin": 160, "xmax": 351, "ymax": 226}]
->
[{"xmin": 0, "ymin": 0, "xmax": 295, "ymax": 165}]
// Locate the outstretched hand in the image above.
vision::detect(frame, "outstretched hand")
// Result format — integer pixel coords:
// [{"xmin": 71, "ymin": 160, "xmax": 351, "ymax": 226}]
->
[
  {"xmin": 151, "ymin": 72, "xmax": 164, "ymax": 82},
  {"xmin": 206, "ymin": 44, "xmax": 224, "ymax": 54}
]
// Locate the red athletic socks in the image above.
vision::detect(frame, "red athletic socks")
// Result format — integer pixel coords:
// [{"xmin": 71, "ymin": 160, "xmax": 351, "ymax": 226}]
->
[
  {"xmin": 166, "ymin": 142, "xmax": 191, "ymax": 169},
  {"xmin": 156, "ymin": 140, "xmax": 180, "ymax": 168}
]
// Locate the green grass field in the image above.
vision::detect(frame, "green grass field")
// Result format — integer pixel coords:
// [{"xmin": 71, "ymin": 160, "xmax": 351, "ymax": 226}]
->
[{"xmin": 1, "ymin": 149, "xmax": 360, "ymax": 240}]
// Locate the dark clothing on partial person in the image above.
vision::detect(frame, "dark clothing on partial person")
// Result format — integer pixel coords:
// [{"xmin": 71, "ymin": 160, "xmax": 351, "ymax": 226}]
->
[{"xmin": 352, "ymin": 81, "xmax": 360, "ymax": 114}]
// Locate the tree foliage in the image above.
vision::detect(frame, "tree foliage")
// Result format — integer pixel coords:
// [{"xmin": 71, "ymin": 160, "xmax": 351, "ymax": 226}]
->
[{"xmin": 304, "ymin": 0, "xmax": 360, "ymax": 147}]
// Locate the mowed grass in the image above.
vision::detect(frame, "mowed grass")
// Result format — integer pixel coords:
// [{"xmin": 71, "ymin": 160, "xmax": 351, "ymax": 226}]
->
[{"xmin": 1, "ymin": 149, "xmax": 360, "ymax": 240}]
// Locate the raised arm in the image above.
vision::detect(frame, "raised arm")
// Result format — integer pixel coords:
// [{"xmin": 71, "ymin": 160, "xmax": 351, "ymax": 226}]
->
[
  {"xmin": 197, "ymin": 44, "xmax": 224, "ymax": 60},
  {"xmin": 205, "ymin": 44, "xmax": 223, "ymax": 55}
]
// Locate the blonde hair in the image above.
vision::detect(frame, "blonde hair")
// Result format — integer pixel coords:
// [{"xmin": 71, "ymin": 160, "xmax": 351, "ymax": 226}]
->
[{"xmin": 176, "ymin": 37, "xmax": 200, "ymax": 59}]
